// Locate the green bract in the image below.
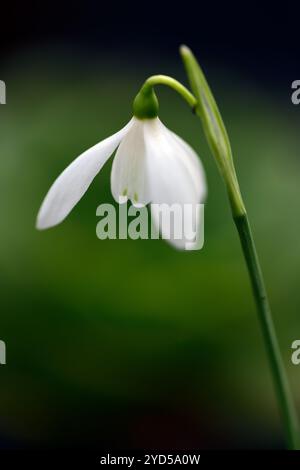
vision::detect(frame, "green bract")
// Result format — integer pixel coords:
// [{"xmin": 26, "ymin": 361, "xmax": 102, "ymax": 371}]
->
[{"xmin": 180, "ymin": 45, "xmax": 245, "ymax": 217}]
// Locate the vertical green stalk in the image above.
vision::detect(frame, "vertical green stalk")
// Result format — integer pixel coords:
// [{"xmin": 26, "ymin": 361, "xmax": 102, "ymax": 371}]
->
[
  {"xmin": 234, "ymin": 214, "xmax": 299, "ymax": 449},
  {"xmin": 180, "ymin": 45, "xmax": 299, "ymax": 449}
]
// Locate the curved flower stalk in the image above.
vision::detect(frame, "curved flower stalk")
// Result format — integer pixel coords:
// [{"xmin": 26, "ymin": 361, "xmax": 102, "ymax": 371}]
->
[{"xmin": 36, "ymin": 81, "xmax": 206, "ymax": 249}]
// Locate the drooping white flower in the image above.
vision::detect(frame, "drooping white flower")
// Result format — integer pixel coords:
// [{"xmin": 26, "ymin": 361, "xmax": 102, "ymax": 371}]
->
[{"xmin": 36, "ymin": 116, "xmax": 206, "ymax": 248}]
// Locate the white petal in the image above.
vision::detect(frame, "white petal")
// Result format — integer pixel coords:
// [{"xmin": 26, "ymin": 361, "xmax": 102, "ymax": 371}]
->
[
  {"xmin": 111, "ymin": 117, "xmax": 151, "ymax": 207},
  {"xmin": 165, "ymin": 127, "xmax": 207, "ymax": 203},
  {"xmin": 144, "ymin": 118, "xmax": 207, "ymax": 249},
  {"xmin": 36, "ymin": 120, "xmax": 133, "ymax": 229}
]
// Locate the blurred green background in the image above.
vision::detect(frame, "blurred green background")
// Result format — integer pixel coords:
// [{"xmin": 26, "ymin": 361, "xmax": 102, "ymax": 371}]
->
[{"xmin": 0, "ymin": 50, "xmax": 300, "ymax": 449}]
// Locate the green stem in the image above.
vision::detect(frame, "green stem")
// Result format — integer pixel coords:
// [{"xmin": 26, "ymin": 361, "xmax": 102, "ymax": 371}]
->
[
  {"xmin": 234, "ymin": 213, "xmax": 299, "ymax": 449},
  {"xmin": 179, "ymin": 44, "xmax": 299, "ymax": 449},
  {"xmin": 133, "ymin": 75, "xmax": 197, "ymax": 119},
  {"xmin": 142, "ymin": 75, "xmax": 197, "ymax": 109}
]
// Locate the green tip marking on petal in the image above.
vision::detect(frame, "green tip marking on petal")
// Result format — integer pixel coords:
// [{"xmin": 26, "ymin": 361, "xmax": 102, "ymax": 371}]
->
[
  {"xmin": 133, "ymin": 192, "xmax": 138, "ymax": 202},
  {"xmin": 122, "ymin": 188, "xmax": 128, "ymax": 196}
]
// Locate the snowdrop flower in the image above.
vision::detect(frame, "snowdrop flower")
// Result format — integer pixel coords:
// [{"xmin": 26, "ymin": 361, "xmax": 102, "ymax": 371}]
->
[{"xmin": 36, "ymin": 76, "xmax": 206, "ymax": 248}]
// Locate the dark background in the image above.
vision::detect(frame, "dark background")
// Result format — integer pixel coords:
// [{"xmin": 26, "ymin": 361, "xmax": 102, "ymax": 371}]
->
[
  {"xmin": 1, "ymin": 0, "xmax": 300, "ymax": 451},
  {"xmin": 1, "ymin": 1, "xmax": 300, "ymax": 83}
]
